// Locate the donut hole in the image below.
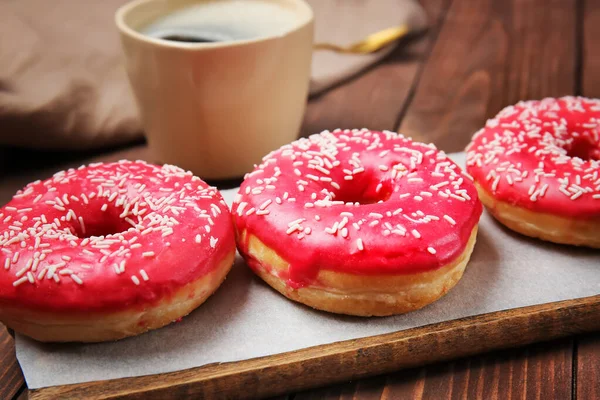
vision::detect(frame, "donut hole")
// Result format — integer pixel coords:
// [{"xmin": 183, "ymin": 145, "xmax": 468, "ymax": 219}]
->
[
  {"xmin": 334, "ymin": 178, "xmax": 394, "ymax": 204},
  {"xmin": 70, "ymin": 212, "xmax": 132, "ymax": 238},
  {"xmin": 566, "ymin": 136, "xmax": 600, "ymax": 161}
]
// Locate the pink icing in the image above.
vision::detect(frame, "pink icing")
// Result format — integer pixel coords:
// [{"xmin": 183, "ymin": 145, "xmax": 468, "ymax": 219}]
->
[
  {"xmin": 466, "ymin": 96, "xmax": 600, "ymax": 218},
  {"xmin": 0, "ymin": 161, "xmax": 235, "ymax": 313},
  {"xmin": 233, "ymin": 129, "xmax": 483, "ymax": 288}
]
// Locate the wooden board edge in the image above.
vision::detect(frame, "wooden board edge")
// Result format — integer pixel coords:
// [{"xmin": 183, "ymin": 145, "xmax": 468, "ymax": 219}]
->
[{"xmin": 29, "ymin": 295, "xmax": 600, "ymax": 400}]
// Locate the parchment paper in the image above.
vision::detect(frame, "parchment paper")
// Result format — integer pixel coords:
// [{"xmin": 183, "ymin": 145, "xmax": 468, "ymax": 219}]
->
[{"xmin": 16, "ymin": 153, "xmax": 600, "ymax": 389}]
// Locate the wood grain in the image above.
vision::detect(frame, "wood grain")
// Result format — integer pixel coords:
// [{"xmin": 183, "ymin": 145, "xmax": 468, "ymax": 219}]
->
[
  {"xmin": 0, "ymin": 327, "xmax": 24, "ymax": 400},
  {"xmin": 583, "ymin": 0, "xmax": 600, "ymax": 96},
  {"xmin": 397, "ymin": 0, "xmax": 577, "ymax": 152},
  {"xmin": 294, "ymin": 338, "xmax": 574, "ymax": 400},
  {"xmin": 29, "ymin": 295, "xmax": 600, "ymax": 400},
  {"xmin": 301, "ymin": 0, "xmax": 450, "ymax": 137},
  {"xmin": 576, "ymin": 334, "xmax": 600, "ymax": 400}
]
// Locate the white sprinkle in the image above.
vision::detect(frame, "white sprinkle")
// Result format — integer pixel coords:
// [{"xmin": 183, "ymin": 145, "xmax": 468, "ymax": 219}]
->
[
  {"xmin": 338, "ymin": 217, "xmax": 349, "ymax": 229},
  {"xmin": 59, "ymin": 268, "xmax": 74, "ymax": 276},
  {"xmin": 142, "ymin": 251, "xmax": 155, "ymax": 258},
  {"xmin": 140, "ymin": 269, "xmax": 149, "ymax": 281},
  {"xmin": 101, "ymin": 204, "xmax": 108, "ymax": 212},
  {"xmin": 37, "ymin": 268, "xmax": 47, "ymax": 280},
  {"xmin": 131, "ymin": 276, "xmax": 140, "ymax": 285},
  {"xmin": 356, "ymin": 238, "xmax": 364, "ymax": 251},
  {"xmin": 286, "ymin": 224, "xmax": 301, "ymax": 235},
  {"xmin": 571, "ymin": 191, "xmax": 583, "ymax": 200},
  {"xmin": 4, "ymin": 259, "xmax": 10, "ymax": 270},
  {"xmin": 76, "ymin": 216, "xmax": 86, "ymax": 235},
  {"xmin": 71, "ymin": 274, "xmax": 83, "ymax": 285},
  {"xmin": 12, "ymin": 276, "xmax": 28, "ymax": 287},
  {"xmin": 431, "ymin": 181, "xmax": 449, "ymax": 190},
  {"xmin": 210, "ymin": 237, "xmax": 218, "ymax": 248},
  {"xmin": 443, "ymin": 215, "xmax": 456, "ymax": 225},
  {"xmin": 195, "ymin": 234, "xmax": 202, "ymax": 243},
  {"xmin": 411, "ymin": 229, "xmax": 421, "ymax": 239},
  {"xmin": 491, "ymin": 176, "xmax": 500, "ymax": 192},
  {"xmin": 427, "ymin": 247, "xmax": 437, "ymax": 254}
]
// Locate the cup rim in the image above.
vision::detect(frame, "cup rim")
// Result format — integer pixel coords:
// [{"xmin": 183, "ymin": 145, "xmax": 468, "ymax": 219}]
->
[{"xmin": 115, "ymin": 0, "xmax": 314, "ymax": 49}]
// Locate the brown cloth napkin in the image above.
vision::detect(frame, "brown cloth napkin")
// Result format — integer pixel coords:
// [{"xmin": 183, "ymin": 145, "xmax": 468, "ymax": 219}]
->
[
  {"xmin": 0, "ymin": 0, "xmax": 426, "ymax": 150},
  {"xmin": 309, "ymin": 0, "xmax": 426, "ymax": 95}
]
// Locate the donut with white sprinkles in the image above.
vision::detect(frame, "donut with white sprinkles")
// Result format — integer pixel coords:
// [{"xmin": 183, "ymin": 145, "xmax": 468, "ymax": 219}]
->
[
  {"xmin": 0, "ymin": 160, "xmax": 236, "ymax": 342},
  {"xmin": 233, "ymin": 129, "xmax": 483, "ymax": 316},
  {"xmin": 466, "ymin": 96, "xmax": 600, "ymax": 248}
]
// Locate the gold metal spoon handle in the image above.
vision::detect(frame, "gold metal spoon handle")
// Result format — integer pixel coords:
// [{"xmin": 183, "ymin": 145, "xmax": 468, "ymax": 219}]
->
[{"xmin": 313, "ymin": 25, "xmax": 410, "ymax": 54}]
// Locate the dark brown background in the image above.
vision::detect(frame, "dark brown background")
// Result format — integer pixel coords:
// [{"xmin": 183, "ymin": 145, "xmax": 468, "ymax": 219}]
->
[{"xmin": 1, "ymin": 0, "xmax": 599, "ymax": 398}]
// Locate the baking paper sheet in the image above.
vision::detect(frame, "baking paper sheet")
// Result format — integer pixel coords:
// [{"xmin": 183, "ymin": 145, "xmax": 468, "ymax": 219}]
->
[{"xmin": 15, "ymin": 153, "xmax": 600, "ymax": 389}]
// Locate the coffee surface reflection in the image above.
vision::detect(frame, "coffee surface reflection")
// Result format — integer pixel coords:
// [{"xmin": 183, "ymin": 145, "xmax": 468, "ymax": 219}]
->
[{"xmin": 157, "ymin": 34, "xmax": 219, "ymax": 43}]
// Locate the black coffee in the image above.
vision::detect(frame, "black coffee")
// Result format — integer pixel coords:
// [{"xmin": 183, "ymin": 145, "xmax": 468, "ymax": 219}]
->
[{"xmin": 158, "ymin": 34, "xmax": 219, "ymax": 43}]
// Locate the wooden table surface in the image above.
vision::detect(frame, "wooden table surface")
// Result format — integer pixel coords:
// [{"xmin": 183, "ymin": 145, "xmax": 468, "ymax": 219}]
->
[{"xmin": 1, "ymin": 0, "xmax": 599, "ymax": 398}]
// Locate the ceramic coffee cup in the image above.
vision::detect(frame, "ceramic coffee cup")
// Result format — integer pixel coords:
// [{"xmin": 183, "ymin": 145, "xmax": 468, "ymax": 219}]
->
[{"xmin": 116, "ymin": 0, "xmax": 314, "ymax": 179}]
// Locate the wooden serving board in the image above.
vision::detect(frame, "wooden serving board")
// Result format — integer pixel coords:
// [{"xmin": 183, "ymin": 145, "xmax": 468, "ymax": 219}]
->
[{"xmin": 29, "ymin": 294, "xmax": 600, "ymax": 400}]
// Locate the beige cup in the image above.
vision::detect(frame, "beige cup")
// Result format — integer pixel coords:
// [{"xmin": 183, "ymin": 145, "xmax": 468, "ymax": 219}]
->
[{"xmin": 116, "ymin": 0, "xmax": 314, "ymax": 179}]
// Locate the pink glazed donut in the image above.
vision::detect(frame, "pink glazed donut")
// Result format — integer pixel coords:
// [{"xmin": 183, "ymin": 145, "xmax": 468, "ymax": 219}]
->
[
  {"xmin": 466, "ymin": 96, "xmax": 600, "ymax": 248},
  {"xmin": 233, "ymin": 129, "xmax": 482, "ymax": 316},
  {"xmin": 0, "ymin": 160, "xmax": 236, "ymax": 342}
]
